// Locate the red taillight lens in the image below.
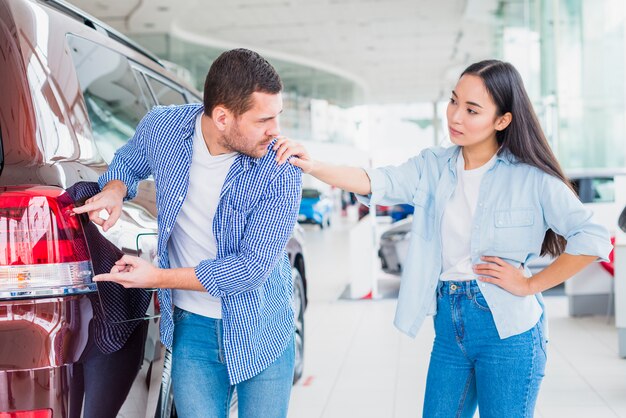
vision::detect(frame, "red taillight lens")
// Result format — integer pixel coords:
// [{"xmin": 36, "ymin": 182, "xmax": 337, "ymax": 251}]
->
[
  {"xmin": 0, "ymin": 409, "xmax": 52, "ymax": 418},
  {"xmin": 0, "ymin": 185, "xmax": 95, "ymax": 299}
]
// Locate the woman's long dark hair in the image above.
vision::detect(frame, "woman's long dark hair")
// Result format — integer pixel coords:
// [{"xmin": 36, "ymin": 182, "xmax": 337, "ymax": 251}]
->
[{"xmin": 461, "ymin": 60, "xmax": 569, "ymax": 257}]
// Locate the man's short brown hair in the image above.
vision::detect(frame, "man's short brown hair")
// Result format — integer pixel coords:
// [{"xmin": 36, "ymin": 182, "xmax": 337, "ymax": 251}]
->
[{"xmin": 203, "ymin": 48, "xmax": 282, "ymax": 117}]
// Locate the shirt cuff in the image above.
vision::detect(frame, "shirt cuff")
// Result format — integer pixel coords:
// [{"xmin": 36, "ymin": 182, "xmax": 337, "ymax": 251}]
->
[
  {"xmin": 564, "ymin": 232, "xmax": 613, "ymax": 263},
  {"xmin": 98, "ymin": 171, "xmax": 138, "ymax": 201},
  {"xmin": 356, "ymin": 167, "xmax": 385, "ymax": 206},
  {"xmin": 194, "ymin": 260, "xmax": 222, "ymax": 298}
]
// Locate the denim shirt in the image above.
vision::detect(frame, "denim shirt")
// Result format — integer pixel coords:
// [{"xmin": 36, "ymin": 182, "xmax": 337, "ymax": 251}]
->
[
  {"xmin": 99, "ymin": 103, "xmax": 302, "ymax": 384},
  {"xmin": 361, "ymin": 145, "xmax": 612, "ymax": 339}
]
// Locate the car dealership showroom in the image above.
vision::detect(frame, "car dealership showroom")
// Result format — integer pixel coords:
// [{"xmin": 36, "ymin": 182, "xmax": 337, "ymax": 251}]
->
[{"xmin": 2, "ymin": 0, "xmax": 626, "ymax": 417}]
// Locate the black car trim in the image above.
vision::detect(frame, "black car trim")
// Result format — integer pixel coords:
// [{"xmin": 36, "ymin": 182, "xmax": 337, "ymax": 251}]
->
[{"xmin": 41, "ymin": 0, "xmax": 164, "ymax": 67}]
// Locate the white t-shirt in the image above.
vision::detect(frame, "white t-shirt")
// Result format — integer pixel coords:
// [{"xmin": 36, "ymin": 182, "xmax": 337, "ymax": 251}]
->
[
  {"xmin": 169, "ymin": 113, "xmax": 238, "ymax": 318},
  {"xmin": 440, "ymin": 152, "xmax": 496, "ymax": 281}
]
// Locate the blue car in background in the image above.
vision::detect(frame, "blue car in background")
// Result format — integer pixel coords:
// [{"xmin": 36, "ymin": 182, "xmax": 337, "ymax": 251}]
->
[
  {"xmin": 298, "ymin": 188, "xmax": 333, "ymax": 228},
  {"xmin": 390, "ymin": 204, "xmax": 414, "ymax": 223}
]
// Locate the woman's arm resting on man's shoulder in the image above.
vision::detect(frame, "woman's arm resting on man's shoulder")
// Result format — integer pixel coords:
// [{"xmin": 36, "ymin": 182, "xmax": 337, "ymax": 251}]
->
[{"xmin": 273, "ymin": 137, "xmax": 371, "ymax": 195}]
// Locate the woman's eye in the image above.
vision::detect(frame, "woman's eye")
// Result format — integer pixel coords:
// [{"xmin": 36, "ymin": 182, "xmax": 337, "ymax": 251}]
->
[
  {"xmin": 449, "ymin": 97, "xmax": 456, "ymax": 104},
  {"xmin": 467, "ymin": 108, "xmax": 477, "ymax": 115}
]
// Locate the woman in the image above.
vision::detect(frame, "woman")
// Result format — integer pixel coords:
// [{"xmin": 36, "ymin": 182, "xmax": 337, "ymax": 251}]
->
[{"xmin": 274, "ymin": 60, "xmax": 612, "ymax": 417}]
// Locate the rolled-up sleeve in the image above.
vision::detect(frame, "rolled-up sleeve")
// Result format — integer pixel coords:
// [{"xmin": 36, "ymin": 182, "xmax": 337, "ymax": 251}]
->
[
  {"xmin": 357, "ymin": 167, "xmax": 386, "ymax": 206},
  {"xmin": 356, "ymin": 151, "xmax": 427, "ymax": 207},
  {"xmin": 540, "ymin": 174, "xmax": 612, "ymax": 262}
]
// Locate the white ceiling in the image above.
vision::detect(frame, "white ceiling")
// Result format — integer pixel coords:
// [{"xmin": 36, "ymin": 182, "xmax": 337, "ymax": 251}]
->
[{"xmin": 69, "ymin": 0, "xmax": 502, "ymax": 104}]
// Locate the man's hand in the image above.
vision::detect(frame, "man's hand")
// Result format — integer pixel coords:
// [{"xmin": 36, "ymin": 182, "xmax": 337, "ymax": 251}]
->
[
  {"xmin": 72, "ymin": 180, "xmax": 127, "ymax": 231},
  {"xmin": 273, "ymin": 137, "xmax": 315, "ymax": 173},
  {"xmin": 473, "ymin": 256, "xmax": 533, "ymax": 296},
  {"xmin": 93, "ymin": 255, "xmax": 160, "ymax": 288}
]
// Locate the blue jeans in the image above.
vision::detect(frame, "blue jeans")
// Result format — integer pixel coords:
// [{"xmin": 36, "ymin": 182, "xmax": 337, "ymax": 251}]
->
[
  {"xmin": 423, "ymin": 281, "xmax": 547, "ymax": 418},
  {"xmin": 171, "ymin": 307, "xmax": 295, "ymax": 418}
]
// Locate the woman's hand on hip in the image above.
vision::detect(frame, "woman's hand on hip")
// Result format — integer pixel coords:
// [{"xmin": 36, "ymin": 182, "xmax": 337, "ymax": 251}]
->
[{"xmin": 474, "ymin": 256, "xmax": 533, "ymax": 297}]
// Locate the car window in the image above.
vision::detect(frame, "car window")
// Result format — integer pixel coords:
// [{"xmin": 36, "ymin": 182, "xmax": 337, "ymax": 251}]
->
[
  {"xmin": 133, "ymin": 70, "xmax": 158, "ymax": 108},
  {"xmin": 67, "ymin": 35, "xmax": 151, "ymax": 164},
  {"xmin": 185, "ymin": 91, "xmax": 202, "ymax": 103},
  {"xmin": 302, "ymin": 189, "xmax": 321, "ymax": 199},
  {"xmin": 570, "ymin": 177, "xmax": 615, "ymax": 203},
  {"xmin": 144, "ymin": 74, "xmax": 186, "ymax": 106}
]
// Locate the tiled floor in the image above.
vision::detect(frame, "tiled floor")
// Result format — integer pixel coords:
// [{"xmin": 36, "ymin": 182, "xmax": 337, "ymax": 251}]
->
[{"xmin": 288, "ymin": 216, "xmax": 626, "ymax": 418}]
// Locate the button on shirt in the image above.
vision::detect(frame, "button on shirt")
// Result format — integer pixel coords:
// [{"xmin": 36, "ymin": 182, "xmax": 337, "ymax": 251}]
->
[
  {"xmin": 99, "ymin": 103, "xmax": 302, "ymax": 384},
  {"xmin": 360, "ymin": 145, "xmax": 612, "ymax": 339}
]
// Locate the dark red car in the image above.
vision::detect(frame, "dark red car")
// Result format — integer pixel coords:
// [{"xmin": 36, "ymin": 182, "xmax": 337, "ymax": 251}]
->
[{"xmin": 0, "ymin": 1, "xmax": 307, "ymax": 416}]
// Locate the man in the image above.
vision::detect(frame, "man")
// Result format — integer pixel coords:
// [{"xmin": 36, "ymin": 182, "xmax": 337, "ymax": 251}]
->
[{"xmin": 74, "ymin": 48, "xmax": 302, "ymax": 418}]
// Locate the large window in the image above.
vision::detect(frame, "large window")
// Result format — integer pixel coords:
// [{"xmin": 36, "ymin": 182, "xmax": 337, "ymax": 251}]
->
[
  {"xmin": 570, "ymin": 176, "xmax": 615, "ymax": 203},
  {"xmin": 497, "ymin": 0, "xmax": 626, "ymax": 170},
  {"xmin": 132, "ymin": 33, "xmax": 364, "ymax": 145}
]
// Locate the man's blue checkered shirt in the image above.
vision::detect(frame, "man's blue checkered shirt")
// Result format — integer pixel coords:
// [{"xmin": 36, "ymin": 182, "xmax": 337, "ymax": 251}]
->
[{"xmin": 99, "ymin": 103, "xmax": 302, "ymax": 384}]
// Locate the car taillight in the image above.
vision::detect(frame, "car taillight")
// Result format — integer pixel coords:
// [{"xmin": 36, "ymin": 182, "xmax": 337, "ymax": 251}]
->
[
  {"xmin": 0, "ymin": 185, "xmax": 95, "ymax": 299},
  {"xmin": 0, "ymin": 409, "xmax": 52, "ymax": 418}
]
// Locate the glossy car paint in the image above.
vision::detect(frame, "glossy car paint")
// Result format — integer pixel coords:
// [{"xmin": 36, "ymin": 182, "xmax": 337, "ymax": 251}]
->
[{"xmin": 0, "ymin": 296, "xmax": 90, "ymax": 415}]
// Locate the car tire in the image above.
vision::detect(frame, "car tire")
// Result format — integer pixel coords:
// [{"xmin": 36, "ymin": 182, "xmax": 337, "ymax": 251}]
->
[
  {"xmin": 156, "ymin": 348, "xmax": 237, "ymax": 417},
  {"xmin": 291, "ymin": 267, "xmax": 306, "ymax": 383},
  {"xmin": 155, "ymin": 350, "xmax": 177, "ymax": 418}
]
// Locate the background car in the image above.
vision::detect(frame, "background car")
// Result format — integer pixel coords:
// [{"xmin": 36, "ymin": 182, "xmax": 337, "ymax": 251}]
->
[
  {"xmin": 378, "ymin": 217, "xmax": 412, "ymax": 274},
  {"xmin": 389, "ymin": 204, "xmax": 415, "ymax": 223},
  {"xmin": 0, "ymin": 1, "xmax": 308, "ymax": 417},
  {"xmin": 358, "ymin": 203, "xmax": 392, "ymax": 220},
  {"xmin": 298, "ymin": 187, "xmax": 333, "ymax": 228}
]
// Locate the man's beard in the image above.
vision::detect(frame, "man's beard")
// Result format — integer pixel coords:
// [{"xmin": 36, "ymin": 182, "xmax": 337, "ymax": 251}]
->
[{"xmin": 220, "ymin": 120, "xmax": 273, "ymax": 159}]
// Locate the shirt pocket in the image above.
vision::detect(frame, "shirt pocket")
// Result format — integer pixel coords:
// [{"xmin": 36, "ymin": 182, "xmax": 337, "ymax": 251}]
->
[
  {"xmin": 493, "ymin": 208, "xmax": 535, "ymax": 252},
  {"xmin": 412, "ymin": 189, "xmax": 435, "ymax": 240}
]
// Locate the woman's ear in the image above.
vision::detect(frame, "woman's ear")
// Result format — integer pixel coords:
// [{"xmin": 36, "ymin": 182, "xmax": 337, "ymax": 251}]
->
[{"xmin": 495, "ymin": 112, "xmax": 512, "ymax": 131}]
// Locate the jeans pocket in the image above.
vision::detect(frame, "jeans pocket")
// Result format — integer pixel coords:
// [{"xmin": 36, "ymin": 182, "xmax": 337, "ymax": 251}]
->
[
  {"xmin": 471, "ymin": 292, "xmax": 491, "ymax": 312},
  {"xmin": 173, "ymin": 307, "xmax": 191, "ymax": 324}
]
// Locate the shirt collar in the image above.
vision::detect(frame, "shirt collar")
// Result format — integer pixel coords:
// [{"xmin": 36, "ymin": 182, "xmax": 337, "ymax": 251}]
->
[
  {"xmin": 238, "ymin": 153, "xmax": 258, "ymax": 169},
  {"xmin": 496, "ymin": 147, "xmax": 518, "ymax": 165},
  {"xmin": 448, "ymin": 145, "xmax": 518, "ymax": 172},
  {"xmin": 180, "ymin": 103, "xmax": 204, "ymax": 139}
]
